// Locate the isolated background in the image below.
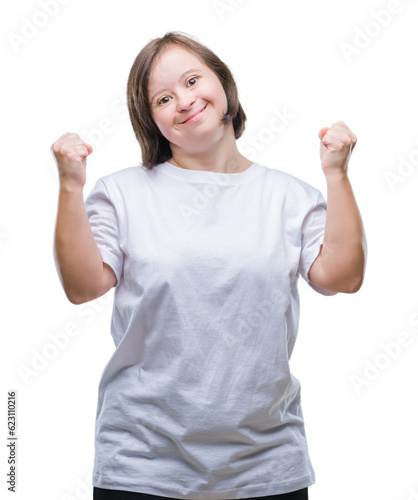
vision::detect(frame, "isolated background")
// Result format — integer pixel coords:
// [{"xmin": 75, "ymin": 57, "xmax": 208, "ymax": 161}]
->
[{"xmin": 2, "ymin": 0, "xmax": 418, "ymax": 499}]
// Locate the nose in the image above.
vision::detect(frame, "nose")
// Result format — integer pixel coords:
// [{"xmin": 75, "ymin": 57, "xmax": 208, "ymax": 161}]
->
[{"xmin": 176, "ymin": 90, "xmax": 196, "ymax": 112}]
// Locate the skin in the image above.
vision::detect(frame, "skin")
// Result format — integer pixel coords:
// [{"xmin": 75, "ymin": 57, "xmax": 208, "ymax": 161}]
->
[
  {"xmin": 308, "ymin": 121, "xmax": 367, "ymax": 293},
  {"xmin": 147, "ymin": 45, "xmax": 253, "ymax": 174}
]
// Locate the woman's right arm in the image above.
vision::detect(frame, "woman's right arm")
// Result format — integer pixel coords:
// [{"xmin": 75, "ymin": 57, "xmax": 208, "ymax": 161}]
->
[{"xmin": 51, "ymin": 132, "xmax": 116, "ymax": 305}]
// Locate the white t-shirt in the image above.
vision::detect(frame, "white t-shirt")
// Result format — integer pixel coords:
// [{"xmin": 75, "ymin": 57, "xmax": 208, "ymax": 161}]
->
[{"xmin": 84, "ymin": 160, "xmax": 338, "ymax": 499}]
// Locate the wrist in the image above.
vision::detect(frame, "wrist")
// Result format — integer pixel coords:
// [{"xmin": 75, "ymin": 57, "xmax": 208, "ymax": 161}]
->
[
  {"xmin": 323, "ymin": 168, "xmax": 349, "ymax": 184},
  {"xmin": 59, "ymin": 182, "xmax": 84, "ymax": 195}
]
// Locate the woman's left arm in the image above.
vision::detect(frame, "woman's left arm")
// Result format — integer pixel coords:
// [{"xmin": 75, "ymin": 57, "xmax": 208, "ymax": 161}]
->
[{"xmin": 308, "ymin": 121, "xmax": 367, "ymax": 294}]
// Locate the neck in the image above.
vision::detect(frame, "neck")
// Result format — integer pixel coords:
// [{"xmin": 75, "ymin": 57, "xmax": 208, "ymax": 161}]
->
[{"xmin": 167, "ymin": 124, "xmax": 253, "ymax": 174}]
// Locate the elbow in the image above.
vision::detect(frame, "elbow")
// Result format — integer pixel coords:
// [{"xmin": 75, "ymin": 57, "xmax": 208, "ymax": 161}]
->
[
  {"xmin": 56, "ymin": 277, "xmax": 86, "ymax": 305},
  {"xmin": 335, "ymin": 257, "xmax": 366, "ymax": 294},
  {"xmin": 66, "ymin": 291, "xmax": 85, "ymax": 305},
  {"xmin": 64, "ymin": 287, "xmax": 92, "ymax": 305},
  {"xmin": 345, "ymin": 279, "xmax": 363, "ymax": 294},
  {"xmin": 61, "ymin": 277, "xmax": 109, "ymax": 305},
  {"xmin": 346, "ymin": 260, "xmax": 366, "ymax": 294},
  {"xmin": 339, "ymin": 273, "xmax": 365, "ymax": 294},
  {"xmin": 317, "ymin": 272, "xmax": 364, "ymax": 294}
]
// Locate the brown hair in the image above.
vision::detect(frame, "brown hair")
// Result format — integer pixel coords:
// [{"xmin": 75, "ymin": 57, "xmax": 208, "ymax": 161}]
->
[{"xmin": 126, "ymin": 31, "xmax": 247, "ymax": 169}]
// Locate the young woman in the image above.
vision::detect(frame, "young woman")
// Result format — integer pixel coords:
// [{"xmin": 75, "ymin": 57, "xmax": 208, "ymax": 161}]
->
[{"xmin": 52, "ymin": 31, "xmax": 366, "ymax": 500}]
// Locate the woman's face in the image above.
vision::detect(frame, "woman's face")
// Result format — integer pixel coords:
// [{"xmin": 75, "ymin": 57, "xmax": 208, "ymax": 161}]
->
[{"xmin": 147, "ymin": 45, "xmax": 229, "ymax": 152}]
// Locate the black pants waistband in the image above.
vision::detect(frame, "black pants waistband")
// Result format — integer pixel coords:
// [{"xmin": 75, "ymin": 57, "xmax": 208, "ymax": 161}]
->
[{"xmin": 93, "ymin": 486, "xmax": 308, "ymax": 500}]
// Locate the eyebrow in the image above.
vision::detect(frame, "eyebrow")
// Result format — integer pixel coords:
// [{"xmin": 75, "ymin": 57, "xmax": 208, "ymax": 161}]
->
[{"xmin": 149, "ymin": 68, "xmax": 202, "ymax": 103}]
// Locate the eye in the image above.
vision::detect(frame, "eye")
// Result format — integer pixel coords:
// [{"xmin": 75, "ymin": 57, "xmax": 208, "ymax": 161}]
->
[
  {"xmin": 187, "ymin": 76, "xmax": 198, "ymax": 87},
  {"xmin": 157, "ymin": 96, "xmax": 170, "ymax": 105},
  {"xmin": 156, "ymin": 76, "xmax": 199, "ymax": 106}
]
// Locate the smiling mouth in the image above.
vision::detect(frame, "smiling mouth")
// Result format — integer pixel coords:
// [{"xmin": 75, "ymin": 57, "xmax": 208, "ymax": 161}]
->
[{"xmin": 180, "ymin": 104, "xmax": 207, "ymax": 124}]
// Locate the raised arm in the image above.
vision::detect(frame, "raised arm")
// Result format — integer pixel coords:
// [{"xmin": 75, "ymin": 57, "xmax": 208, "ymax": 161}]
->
[
  {"xmin": 308, "ymin": 121, "xmax": 367, "ymax": 294},
  {"xmin": 51, "ymin": 132, "xmax": 116, "ymax": 304}
]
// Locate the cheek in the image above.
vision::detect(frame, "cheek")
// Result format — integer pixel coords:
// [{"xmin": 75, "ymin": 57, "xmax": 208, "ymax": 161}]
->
[
  {"xmin": 222, "ymin": 93, "xmax": 228, "ymax": 112},
  {"xmin": 218, "ymin": 93, "xmax": 228, "ymax": 115},
  {"xmin": 215, "ymin": 85, "xmax": 228, "ymax": 112},
  {"xmin": 152, "ymin": 112, "xmax": 168, "ymax": 130},
  {"xmin": 154, "ymin": 112, "xmax": 176, "ymax": 137}
]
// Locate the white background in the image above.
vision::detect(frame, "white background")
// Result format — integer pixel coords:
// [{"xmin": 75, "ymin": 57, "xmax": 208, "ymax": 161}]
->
[{"xmin": 2, "ymin": 0, "xmax": 418, "ymax": 499}]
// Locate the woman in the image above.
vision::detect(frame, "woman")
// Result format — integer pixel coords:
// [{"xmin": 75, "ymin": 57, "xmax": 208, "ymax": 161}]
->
[{"xmin": 51, "ymin": 31, "xmax": 366, "ymax": 500}]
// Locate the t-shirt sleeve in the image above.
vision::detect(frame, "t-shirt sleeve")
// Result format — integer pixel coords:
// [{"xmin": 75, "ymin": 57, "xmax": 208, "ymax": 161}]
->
[
  {"xmin": 84, "ymin": 178, "xmax": 124, "ymax": 287},
  {"xmin": 298, "ymin": 189, "xmax": 338, "ymax": 296}
]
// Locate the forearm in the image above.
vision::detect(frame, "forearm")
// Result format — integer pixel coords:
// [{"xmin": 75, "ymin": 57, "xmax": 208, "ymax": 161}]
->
[
  {"xmin": 54, "ymin": 184, "xmax": 105, "ymax": 304},
  {"xmin": 321, "ymin": 171, "xmax": 367, "ymax": 292}
]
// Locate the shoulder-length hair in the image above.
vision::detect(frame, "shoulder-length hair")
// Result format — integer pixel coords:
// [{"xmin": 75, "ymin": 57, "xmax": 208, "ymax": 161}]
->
[{"xmin": 126, "ymin": 31, "xmax": 247, "ymax": 169}]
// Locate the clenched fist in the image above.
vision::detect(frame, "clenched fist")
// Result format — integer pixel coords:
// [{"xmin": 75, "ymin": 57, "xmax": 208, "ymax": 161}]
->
[{"xmin": 51, "ymin": 132, "xmax": 93, "ymax": 190}]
